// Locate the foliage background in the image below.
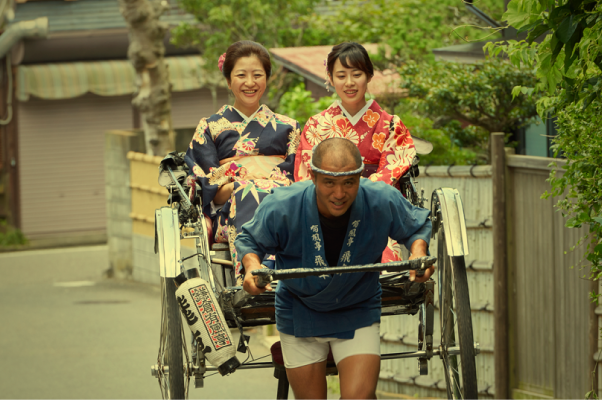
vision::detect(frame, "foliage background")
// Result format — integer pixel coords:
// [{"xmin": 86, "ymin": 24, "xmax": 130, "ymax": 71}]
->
[
  {"xmin": 171, "ymin": 0, "xmax": 544, "ymax": 166},
  {"xmin": 172, "ymin": 0, "xmax": 505, "ymax": 65},
  {"xmin": 0, "ymin": 220, "xmax": 28, "ymax": 247},
  {"xmin": 398, "ymin": 57, "xmax": 541, "ymax": 163},
  {"xmin": 487, "ymin": 0, "xmax": 602, "ymax": 302},
  {"xmin": 171, "ymin": 0, "xmax": 507, "ymax": 116}
]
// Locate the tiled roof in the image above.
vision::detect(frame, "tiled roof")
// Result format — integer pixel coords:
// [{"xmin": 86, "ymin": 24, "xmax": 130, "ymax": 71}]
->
[
  {"xmin": 270, "ymin": 44, "xmax": 403, "ymax": 97},
  {"xmin": 12, "ymin": 0, "xmax": 196, "ymax": 33}
]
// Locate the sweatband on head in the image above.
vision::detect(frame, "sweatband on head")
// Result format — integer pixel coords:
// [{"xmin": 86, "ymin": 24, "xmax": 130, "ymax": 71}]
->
[{"xmin": 310, "ymin": 159, "xmax": 364, "ymax": 176}]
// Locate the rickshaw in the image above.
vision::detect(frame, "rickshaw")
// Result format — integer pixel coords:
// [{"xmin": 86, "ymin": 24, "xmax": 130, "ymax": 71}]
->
[{"xmin": 150, "ymin": 146, "xmax": 480, "ymax": 399}]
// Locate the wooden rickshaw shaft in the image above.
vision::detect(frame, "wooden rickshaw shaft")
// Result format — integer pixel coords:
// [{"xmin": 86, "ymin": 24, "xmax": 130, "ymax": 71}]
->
[{"xmin": 251, "ymin": 256, "xmax": 437, "ymax": 288}]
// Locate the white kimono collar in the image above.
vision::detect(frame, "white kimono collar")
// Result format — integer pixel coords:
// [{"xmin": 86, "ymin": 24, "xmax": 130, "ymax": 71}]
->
[
  {"xmin": 232, "ymin": 105, "xmax": 262, "ymax": 124},
  {"xmin": 336, "ymin": 99, "xmax": 374, "ymax": 126}
]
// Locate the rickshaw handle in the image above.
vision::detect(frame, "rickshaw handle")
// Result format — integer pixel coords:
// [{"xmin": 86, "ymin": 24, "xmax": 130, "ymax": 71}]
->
[{"xmin": 252, "ymin": 256, "xmax": 437, "ymax": 289}]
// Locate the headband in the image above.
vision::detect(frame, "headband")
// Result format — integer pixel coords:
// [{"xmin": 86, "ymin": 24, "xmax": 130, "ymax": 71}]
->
[{"xmin": 310, "ymin": 159, "xmax": 364, "ymax": 176}]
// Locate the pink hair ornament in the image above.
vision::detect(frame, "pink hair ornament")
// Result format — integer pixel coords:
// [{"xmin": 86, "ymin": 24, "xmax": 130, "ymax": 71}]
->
[{"xmin": 218, "ymin": 53, "xmax": 227, "ymax": 72}]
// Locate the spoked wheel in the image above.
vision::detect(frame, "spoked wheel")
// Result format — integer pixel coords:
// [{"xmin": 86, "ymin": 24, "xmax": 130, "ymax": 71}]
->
[
  {"xmin": 158, "ymin": 277, "xmax": 188, "ymax": 399},
  {"xmin": 437, "ymin": 226, "xmax": 478, "ymax": 399}
]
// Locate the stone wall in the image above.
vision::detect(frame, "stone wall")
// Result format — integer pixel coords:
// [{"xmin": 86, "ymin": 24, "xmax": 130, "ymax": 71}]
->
[
  {"xmin": 105, "ymin": 129, "xmax": 196, "ymax": 281},
  {"xmin": 104, "ymin": 129, "xmax": 144, "ymax": 279}
]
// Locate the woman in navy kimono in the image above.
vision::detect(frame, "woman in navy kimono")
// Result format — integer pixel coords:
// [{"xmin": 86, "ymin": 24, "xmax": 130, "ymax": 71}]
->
[{"xmin": 185, "ymin": 41, "xmax": 301, "ymax": 279}]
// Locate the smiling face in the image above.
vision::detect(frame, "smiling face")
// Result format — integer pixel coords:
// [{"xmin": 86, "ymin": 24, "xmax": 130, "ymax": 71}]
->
[
  {"xmin": 227, "ymin": 55, "xmax": 267, "ymax": 116},
  {"xmin": 310, "ymin": 157, "xmax": 361, "ymax": 219},
  {"xmin": 329, "ymin": 58, "xmax": 372, "ymax": 115}
]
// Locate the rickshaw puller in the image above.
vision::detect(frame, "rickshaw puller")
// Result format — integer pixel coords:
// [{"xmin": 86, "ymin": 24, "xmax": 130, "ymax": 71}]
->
[{"xmin": 235, "ymin": 138, "xmax": 434, "ymax": 399}]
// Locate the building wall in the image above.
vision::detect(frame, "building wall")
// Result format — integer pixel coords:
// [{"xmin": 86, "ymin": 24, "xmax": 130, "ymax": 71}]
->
[
  {"xmin": 171, "ymin": 88, "xmax": 230, "ymax": 129},
  {"xmin": 305, "ymin": 79, "xmax": 330, "ymax": 101},
  {"xmin": 18, "ymin": 88, "xmax": 230, "ymax": 240},
  {"xmin": 18, "ymin": 93, "xmax": 132, "ymax": 238}
]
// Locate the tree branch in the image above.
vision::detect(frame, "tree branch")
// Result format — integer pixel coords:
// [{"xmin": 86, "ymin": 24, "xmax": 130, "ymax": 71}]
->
[{"xmin": 119, "ymin": 0, "xmax": 174, "ymax": 156}]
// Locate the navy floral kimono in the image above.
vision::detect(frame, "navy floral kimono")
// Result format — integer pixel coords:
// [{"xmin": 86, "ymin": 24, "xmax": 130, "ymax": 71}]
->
[{"xmin": 185, "ymin": 104, "xmax": 301, "ymax": 276}]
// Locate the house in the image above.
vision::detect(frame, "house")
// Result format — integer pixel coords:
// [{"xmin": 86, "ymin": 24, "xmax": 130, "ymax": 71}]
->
[{"xmin": 0, "ymin": 0, "xmax": 228, "ymax": 244}]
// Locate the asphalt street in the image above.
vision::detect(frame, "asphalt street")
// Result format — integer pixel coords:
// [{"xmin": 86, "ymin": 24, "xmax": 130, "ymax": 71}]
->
[{"xmin": 0, "ymin": 245, "xmax": 288, "ymax": 399}]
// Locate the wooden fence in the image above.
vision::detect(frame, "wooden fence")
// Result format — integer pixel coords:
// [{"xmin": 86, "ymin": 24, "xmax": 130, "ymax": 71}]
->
[
  {"xmin": 376, "ymin": 152, "xmax": 594, "ymax": 399},
  {"xmin": 506, "ymin": 154, "xmax": 592, "ymax": 399}
]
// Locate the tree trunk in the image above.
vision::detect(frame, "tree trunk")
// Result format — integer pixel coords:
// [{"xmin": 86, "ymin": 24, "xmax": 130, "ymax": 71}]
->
[{"xmin": 119, "ymin": 0, "xmax": 174, "ymax": 156}]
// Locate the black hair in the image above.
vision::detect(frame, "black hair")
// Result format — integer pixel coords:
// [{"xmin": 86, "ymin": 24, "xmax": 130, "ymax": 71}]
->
[
  {"xmin": 222, "ymin": 41, "xmax": 272, "ymax": 81},
  {"xmin": 313, "ymin": 138, "xmax": 362, "ymax": 170},
  {"xmin": 326, "ymin": 42, "xmax": 374, "ymax": 79}
]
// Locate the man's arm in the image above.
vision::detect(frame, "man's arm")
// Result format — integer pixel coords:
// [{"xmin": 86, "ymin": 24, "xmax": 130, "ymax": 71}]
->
[
  {"xmin": 242, "ymin": 253, "xmax": 273, "ymax": 295},
  {"xmin": 234, "ymin": 196, "xmax": 282, "ymax": 294},
  {"xmin": 407, "ymin": 239, "xmax": 433, "ymax": 283},
  {"xmin": 387, "ymin": 190, "xmax": 434, "ymax": 283}
]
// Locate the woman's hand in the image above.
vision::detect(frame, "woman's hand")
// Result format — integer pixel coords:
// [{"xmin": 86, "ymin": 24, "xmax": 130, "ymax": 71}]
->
[{"xmin": 214, "ymin": 182, "xmax": 234, "ymax": 204}]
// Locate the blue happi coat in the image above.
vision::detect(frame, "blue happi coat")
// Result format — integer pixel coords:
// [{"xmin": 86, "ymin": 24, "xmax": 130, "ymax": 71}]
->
[{"xmin": 235, "ymin": 179, "xmax": 432, "ymax": 339}]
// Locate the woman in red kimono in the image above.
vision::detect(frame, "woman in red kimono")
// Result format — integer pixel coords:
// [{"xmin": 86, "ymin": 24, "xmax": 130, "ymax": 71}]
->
[{"xmin": 294, "ymin": 42, "xmax": 417, "ymax": 262}]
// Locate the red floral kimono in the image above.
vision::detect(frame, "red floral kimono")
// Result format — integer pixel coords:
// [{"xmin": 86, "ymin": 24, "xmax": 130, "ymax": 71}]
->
[{"xmin": 294, "ymin": 100, "xmax": 417, "ymax": 262}]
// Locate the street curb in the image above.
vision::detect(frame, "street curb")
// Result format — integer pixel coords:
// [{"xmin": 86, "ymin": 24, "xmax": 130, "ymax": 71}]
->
[{"xmin": 0, "ymin": 235, "xmax": 107, "ymax": 253}]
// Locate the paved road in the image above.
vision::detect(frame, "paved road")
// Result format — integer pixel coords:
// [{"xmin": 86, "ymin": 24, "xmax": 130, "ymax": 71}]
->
[{"xmin": 0, "ymin": 245, "xmax": 288, "ymax": 399}]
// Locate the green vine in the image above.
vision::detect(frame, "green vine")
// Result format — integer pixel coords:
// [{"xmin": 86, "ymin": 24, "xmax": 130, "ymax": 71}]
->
[{"xmin": 485, "ymin": 0, "xmax": 602, "ymax": 297}]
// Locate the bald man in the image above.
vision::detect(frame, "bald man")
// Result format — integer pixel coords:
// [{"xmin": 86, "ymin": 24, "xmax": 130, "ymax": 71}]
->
[{"xmin": 235, "ymin": 138, "xmax": 433, "ymax": 399}]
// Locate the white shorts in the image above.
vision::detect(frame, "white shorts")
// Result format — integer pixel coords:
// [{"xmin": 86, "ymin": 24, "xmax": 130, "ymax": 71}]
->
[{"xmin": 279, "ymin": 323, "xmax": 380, "ymax": 369}]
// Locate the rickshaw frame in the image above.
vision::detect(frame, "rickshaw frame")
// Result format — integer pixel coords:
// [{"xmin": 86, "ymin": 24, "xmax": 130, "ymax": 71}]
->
[{"xmin": 151, "ymin": 154, "xmax": 480, "ymax": 399}]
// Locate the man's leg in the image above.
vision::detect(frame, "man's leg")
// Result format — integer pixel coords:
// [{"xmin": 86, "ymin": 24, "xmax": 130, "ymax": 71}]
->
[
  {"xmin": 330, "ymin": 323, "xmax": 381, "ymax": 399},
  {"xmin": 280, "ymin": 332, "xmax": 330, "ymax": 399},
  {"xmin": 286, "ymin": 360, "xmax": 328, "ymax": 399},
  {"xmin": 337, "ymin": 354, "xmax": 380, "ymax": 399}
]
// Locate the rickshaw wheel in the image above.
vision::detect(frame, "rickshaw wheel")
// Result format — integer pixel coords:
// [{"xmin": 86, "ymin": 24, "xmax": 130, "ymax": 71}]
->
[
  {"xmin": 159, "ymin": 277, "xmax": 187, "ymax": 399},
  {"xmin": 438, "ymin": 227, "xmax": 478, "ymax": 399}
]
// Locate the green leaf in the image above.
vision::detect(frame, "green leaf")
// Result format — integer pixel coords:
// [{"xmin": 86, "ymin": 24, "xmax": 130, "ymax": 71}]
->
[
  {"xmin": 504, "ymin": 0, "xmax": 533, "ymax": 29},
  {"xmin": 563, "ymin": 25, "xmax": 582, "ymax": 73},
  {"xmin": 548, "ymin": 4, "xmax": 572, "ymax": 25},
  {"xmin": 527, "ymin": 23, "xmax": 550, "ymax": 43},
  {"xmin": 550, "ymin": 34, "xmax": 565, "ymax": 65},
  {"xmin": 556, "ymin": 15, "xmax": 580, "ymax": 44},
  {"xmin": 518, "ymin": 20, "xmax": 543, "ymax": 34},
  {"xmin": 512, "ymin": 85, "xmax": 523, "ymax": 98},
  {"xmin": 586, "ymin": 14, "xmax": 598, "ymax": 25},
  {"xmin": 593, "ymin": 54, "xmax": 602, "ymax": 72},
  {"xmin": 582, "ymin": 92, "xmax": 597, "ymax": 109}
]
